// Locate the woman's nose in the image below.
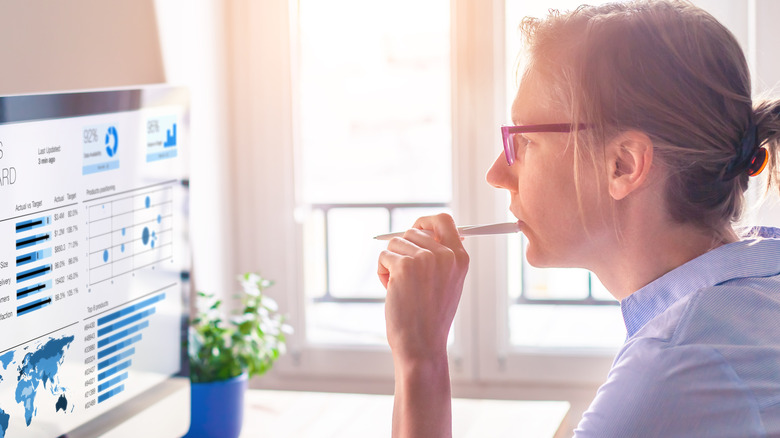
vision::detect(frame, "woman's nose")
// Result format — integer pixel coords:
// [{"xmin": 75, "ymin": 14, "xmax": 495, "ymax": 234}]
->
[{"xmin": 485, "ymin": 152, "xmax": 516, "ymax": 191}]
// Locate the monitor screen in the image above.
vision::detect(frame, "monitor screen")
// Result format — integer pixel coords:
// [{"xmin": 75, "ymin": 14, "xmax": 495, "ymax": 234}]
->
[{"xmin": 0, "ymin": 86, "xmax": 190, "ymax": 437}]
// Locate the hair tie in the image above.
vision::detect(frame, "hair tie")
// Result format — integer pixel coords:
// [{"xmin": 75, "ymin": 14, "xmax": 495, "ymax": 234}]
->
[
  {"xmin": 723, "ymin": 121, "xmax": 766, "ymax": 180},
  {"xmin": 746, "ymin": 147, "xmax": 769, "ymax": 177}
]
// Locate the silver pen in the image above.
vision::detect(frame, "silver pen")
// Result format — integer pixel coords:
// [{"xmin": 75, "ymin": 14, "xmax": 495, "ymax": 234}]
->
[{"xmin": 374, "ymin": 222, "xmax": 520, "ymax": 240}]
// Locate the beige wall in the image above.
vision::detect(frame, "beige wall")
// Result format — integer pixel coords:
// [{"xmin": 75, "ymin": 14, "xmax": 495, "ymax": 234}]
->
[{"xmin": 0, "ymin": 0, "xmax": 165, "ymax": 95}]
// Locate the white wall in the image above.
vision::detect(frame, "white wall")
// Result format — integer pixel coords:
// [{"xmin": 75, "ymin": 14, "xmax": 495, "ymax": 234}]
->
[{"xmin": 154, "ymin": 0, "xmax": 234, "ymax": 298}]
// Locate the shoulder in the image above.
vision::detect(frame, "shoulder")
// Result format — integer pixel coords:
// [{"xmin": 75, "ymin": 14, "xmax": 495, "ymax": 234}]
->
[
  {"xmin": 632, "ymin": 269, "xmax": 780, "ymax": 348},
  {"xmin": 673, "ymin": 277, "xmax": 780, "ymax": 348},
  {"xmin": 575, "ymin": 339, "xmax": 765, "ymax": 437}
]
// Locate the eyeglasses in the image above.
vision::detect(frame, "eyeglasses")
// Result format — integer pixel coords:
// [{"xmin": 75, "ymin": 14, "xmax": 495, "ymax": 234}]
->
[{"xmin": 500, "ymin": 124, "xmax": 587, "ymax": 165}]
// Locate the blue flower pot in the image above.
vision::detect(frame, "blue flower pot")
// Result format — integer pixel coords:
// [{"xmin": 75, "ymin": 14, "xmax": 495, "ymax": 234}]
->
[{"xmin": 184, "ymin": 373, "xmax": 248, "ymax": 438}]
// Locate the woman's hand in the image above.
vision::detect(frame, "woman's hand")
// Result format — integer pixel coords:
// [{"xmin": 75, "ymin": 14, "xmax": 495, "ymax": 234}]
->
[
  {"xmin": 378, "ymin": 213, "xmax": 470, "ymax": 364},
  {"xmin": 378, "ymin": 213, "xmax": 469, "ymax": 437}
]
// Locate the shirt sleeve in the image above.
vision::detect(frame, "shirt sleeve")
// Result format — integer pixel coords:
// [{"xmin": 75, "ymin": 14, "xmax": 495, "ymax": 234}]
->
[{"xmin": 573, "ymin": 339, "xmax": 764, "ymax": 438}]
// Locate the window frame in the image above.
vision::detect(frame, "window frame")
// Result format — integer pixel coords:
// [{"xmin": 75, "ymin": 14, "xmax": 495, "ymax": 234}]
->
[{"xmin": 225, "ymin": 0, "xmax": 775, "ymax": 391}]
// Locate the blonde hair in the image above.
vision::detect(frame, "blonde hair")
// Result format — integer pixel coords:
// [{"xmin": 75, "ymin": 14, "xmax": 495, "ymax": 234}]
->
[{"xmin": 520, "ymin": 0, "xmax": 780, "ymax": 237}]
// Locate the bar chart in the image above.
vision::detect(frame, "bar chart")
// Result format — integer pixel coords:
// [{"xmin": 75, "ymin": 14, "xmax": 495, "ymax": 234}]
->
[
  {"xmin": 87, "ymin": 185, "xmax": 174, "ymax": 287},
  {"xmin": 11, "ymin": 204, "xmax": 83, "ymax": 319},
  {"xmin": 14, "ymin": 215, "xmax": 53, "ymax": 317},
  {"xmin": 91, "ymin": 291, "xmax": 166, "ymax": 404}
]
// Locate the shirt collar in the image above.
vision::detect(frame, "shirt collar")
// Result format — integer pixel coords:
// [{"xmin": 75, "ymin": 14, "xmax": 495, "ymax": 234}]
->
[{"xmin": 620, "ymin": 227, "xmax": 780, "ymax": 338}]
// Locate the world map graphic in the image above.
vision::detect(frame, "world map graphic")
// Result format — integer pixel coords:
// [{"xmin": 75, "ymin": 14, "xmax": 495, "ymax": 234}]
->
[{"xmin": 0, "ymin": 335, "xmax": 74, "ymax": 437}]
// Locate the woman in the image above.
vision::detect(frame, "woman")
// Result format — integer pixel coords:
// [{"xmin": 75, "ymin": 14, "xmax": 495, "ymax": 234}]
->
[{"xmin": 378, "ymin": 1, "xmax": 780, "ymax": 436}]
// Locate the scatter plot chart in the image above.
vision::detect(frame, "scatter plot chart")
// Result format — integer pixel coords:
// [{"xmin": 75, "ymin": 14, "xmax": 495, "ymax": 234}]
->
[{"xmin": 87, "ymin": 186, "xmax": 174, "ymax": 286}]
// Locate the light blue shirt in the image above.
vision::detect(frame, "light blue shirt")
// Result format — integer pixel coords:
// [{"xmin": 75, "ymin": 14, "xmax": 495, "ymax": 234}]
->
[{"xmin": 575, "ymin": 227, "xmax": 780, "ymax": 437}]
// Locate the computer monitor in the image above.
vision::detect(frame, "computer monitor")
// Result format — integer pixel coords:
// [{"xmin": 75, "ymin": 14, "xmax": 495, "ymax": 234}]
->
[{"xmin": 0, "ymin": 86, "xmax": 191, "ymax": 437}]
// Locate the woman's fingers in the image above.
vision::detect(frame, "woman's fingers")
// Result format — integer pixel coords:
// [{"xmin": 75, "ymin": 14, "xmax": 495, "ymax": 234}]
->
[
  {"xmin": 409, "ymin": 214, "xmax": 469, "ymax": 274},
  {"xmin": 378, "ymin": 235, "xmax": 426, "ymax": 287},
  {"xmin": 377, "ymin": 257, "xmax": 390, "ymax": 289},
  {"xmin": 378, "ymin": 213, "xmax": 470, "ymax": 363},
  {"xmin": 412, "ymin": 213, "xmax": 463, "ymax": 250},
  {"xmin": 377, "ymin": 247, "xmax": 414, "ymax": 289}
]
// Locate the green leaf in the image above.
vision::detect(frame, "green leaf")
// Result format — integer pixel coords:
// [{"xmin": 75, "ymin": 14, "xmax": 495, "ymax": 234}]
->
[{"xmin": 188, "ymin": 272, "xmax": 291, "ymax": 383}]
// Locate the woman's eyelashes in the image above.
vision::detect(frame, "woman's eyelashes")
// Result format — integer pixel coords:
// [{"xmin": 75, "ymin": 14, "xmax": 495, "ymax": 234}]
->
[{"xmin": 514, "ymin": 134, "xmax": 532, "ymax": 156}]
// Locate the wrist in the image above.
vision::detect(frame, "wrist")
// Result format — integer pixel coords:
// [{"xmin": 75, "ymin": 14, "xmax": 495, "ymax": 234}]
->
[
  {"xmin": 392, "ymin": 353, "xmax": 452, "ymax": 438},
  {"xmin": 394, "ymin": 353, "xmax": 450, "ymax": 389}
]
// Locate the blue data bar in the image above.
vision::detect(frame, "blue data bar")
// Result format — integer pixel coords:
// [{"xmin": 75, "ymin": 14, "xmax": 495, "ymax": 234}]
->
[
  {"xmin": 98, "ymin": 347, "xmax": 135, "ymax": 371},
  {"xmin": 15, "ymin": 216, "xmax": 51, "ymax": 233},
  {"xmin": 146, "ymin": 150, "xmax": 177, "ymax": 162},
  {"xmin": 17, "ymin": 280, "xmax": 52, "ymax": 299},
  {"xmin": 15, "ymin": 233, "xmax": 51, "ymax": 249},
  {"xmin": 16, "ymin": 248, "xmax": 52, "ymax": 266},
  {"xmin": 97, "ymin": 321, "xmax": 149, "ymax": 349},
  {"xmin": 16, "ymin": 264, "xmax": 52, "ymax": 283},
  {"xmin": 82, "ymin": 160, "xmax": 119, "ymax": 175},
  {"xmin": 98, "ymin": 293, "xmax": 165, "ymax": 326},
  {"xmin": 164, "ymin": 124, "xmax": 177, "ymax": 147},
  {"xmin": 98, "ymin": 372, "xmax": 129, "ymax": 393},
  {"xmin": 98, "ymin": 384, "xmax": 125, "ymax": 403},
  {"xmin": 98, "ymin": 308, "xmax": 156, "ymax": 338},
  {"xmin": 17, "ymin": 296, "xmax": 52, "ymax": 316},
  {"xmin": 97, "ymin": 334, "xmax": 142, "ymax": 360},
  {"xmin": 97, "ymin": 359, "xmax": 132, "ymax": 382}
]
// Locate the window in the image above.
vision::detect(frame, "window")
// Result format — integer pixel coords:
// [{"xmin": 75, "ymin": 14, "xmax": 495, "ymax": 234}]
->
[
  {"xmin": 294, "ymin": 0, "xmax": 452, "ymax": 347},
  {"xmin": 230, "ymin": 0, "xmax": 780, "ymax": 390}
]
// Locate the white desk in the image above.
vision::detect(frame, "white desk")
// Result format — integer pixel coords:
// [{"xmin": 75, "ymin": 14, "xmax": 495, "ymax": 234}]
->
[
  {"xmin": 100, "ymin": 388, "xmax": 570, "ymax": 437},
  {"xmin": 240, "ymin": 390, "xmax": 570, "ymax": 438}
]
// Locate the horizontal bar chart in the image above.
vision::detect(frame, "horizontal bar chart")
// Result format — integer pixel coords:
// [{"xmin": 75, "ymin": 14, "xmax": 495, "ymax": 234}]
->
[
  {"xmin": 97, "ymin": 334, "xmax": 142, "ymax": 360},
  {"xmin": 97, "ymin": 293, "xmax": 165, "ymax": 326},
  {"xmin": 16, "ymin": 233, "xmax": 51, "ymax": 249},
  {"xmin": 97, "ymin": 359, "xmax": 132, "ymax": 382},
  {"xmin": 97, "ymin": 348, "xmax": 135, "ymax": 371},
  {"xmin": 17, "ymin": 280, "xmax": 52, "ymax": 299},
  {"xmin": 16, "ymin": 264, "xmax": 52, "ymax": 283},
  {"xmin": 17, "ymin": 296, "xmax": 52, "ymax": 316},
  {"xmin": 16, "ymin": 248, "xmax": 52, "ymax": 266},
  {"xmin": 15, "ymin": 216, "xmax": 51, "ymax": 233},
  {"xmin": 97, "ymin": 321, "xmax": 149, "ymax": 349},
  {"xmin": 97, "ymin": 384, "xmax": 125, "ymax": 404},
  {"xmin": 97, "ymin": 308, "xmax": 155, "ymax": 337},
  {"xmin": 92, "ymin": 291, "xmax": 167, "ymax": 405},
  {"xmin": 97, "ymin": 372, "xmax": 129, "ymax": 393}
]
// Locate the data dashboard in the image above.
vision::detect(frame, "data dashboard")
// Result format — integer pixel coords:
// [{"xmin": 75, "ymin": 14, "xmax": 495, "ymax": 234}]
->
[{"xmin": 0, "ymin": 88, "xmax": 190, "ymax": 437}]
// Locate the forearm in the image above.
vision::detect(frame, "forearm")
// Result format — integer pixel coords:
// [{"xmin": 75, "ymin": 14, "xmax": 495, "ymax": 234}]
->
[{"xmin": 392, "ymin": 355, "xmax": 452, "ymax": 438}]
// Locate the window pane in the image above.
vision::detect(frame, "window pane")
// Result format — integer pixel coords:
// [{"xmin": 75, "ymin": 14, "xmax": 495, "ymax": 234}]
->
[
  {"xmin": 298, "ymin": 0, "xmax": 451, "ymax": 204},
  {"xmin": 306, "ymin": 303, "xmax": 387, "ymax": 345},
  {"xmin": 510, "ymin": 305, "xmax": 626, "ymax": 349},
  {"xmin": 590, "ymin": 275, "xmax": 614, "ymax": 301},
  {"xmin": 505, "ymin": 0, "xmax": 624, "ymax": 350},
  {"xmin": 521, "ymin": 236, "xmax": 589, "ymax": 300},
  {"xmin": 328, "ymin": 208, "xmax": 388, "ymax": 298},
  {"xmin": 391, "ymin": 207, "xmax": 452, "ymax": 232},
  {"xmin": 297, "ymin": 0, "xmax": 451, "ymax": 345}
]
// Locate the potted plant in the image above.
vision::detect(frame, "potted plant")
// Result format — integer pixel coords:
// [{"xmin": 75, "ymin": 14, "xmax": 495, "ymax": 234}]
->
[{"xmin": 184, "ymin": 273, "xmax": 291, "ymax": 438}]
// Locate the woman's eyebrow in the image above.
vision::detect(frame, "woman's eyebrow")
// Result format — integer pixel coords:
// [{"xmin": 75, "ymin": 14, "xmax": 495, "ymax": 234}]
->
[{"xmin": 510, "ymin": 116, "xmax": 526, "ymax": 126}]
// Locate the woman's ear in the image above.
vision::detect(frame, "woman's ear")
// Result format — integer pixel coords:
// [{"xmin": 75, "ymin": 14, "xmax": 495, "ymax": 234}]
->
[{"xmin": 606, "ymin": 131, "xmax": 654, "ymax": 200}]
